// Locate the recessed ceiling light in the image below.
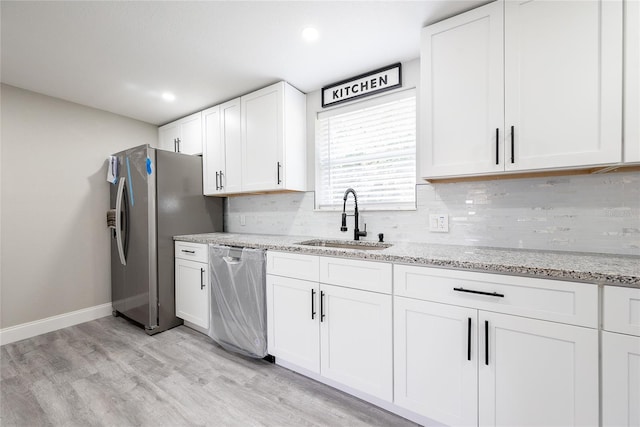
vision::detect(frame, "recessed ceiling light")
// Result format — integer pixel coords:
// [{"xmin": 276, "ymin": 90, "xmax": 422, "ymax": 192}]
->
[
  {"xmin": 162, "ymin": 92, "xmax": 176, "ymax": 102},
  {"xmin": 302, "ymin": 27, "xmax": 319, "ymax": 42}
]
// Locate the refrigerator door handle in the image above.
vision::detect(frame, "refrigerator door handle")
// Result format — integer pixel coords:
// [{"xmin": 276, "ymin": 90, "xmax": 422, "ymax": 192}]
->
[{"xmin": 115, "ymin": 177, "xmax": 127, "ymax": 266}]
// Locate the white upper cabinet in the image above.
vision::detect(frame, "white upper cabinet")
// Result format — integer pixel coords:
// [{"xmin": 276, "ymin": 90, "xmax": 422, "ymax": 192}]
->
[
  {"xmin": 158, "ymin": 120, "xmax": 181, "ymax": 152},
  {"xmin": 241, "ymin": 81, "xmax": 307, "ymax": 193},
  {"xmin": 221, "ymin": 99, "xmax": 243, "ymax": 194},
  {"xmin": 202, "ymin": 105, "xmax": 221, "ymax": 195},
  {"xmin": 242, "ymin": 84, "xmax": 282, "ymax": 192},
  {"xmin": 158, "ymin": 112, "xmax": 203, "ymax": 155},
  {"xmin": 625, "ymin": 0, "xmax": 640, "ymax": 163},
  {"xmin": 202, "ymin": 99, "xmax": 242, "ymax": 196},
  {"xmin": 202, "ymin": 81, "xmax": 306, "ymax": 196},
  {"xmin": 421, "ymin": 0, "xmax": 623, "ymax": 179},
  {"xmin": 504, "ymin": 0, "xmax": 622, "ymax": 171},
  {"xmin": 421, "ymin": 1, "xmax": 504, "ymax": 177}
]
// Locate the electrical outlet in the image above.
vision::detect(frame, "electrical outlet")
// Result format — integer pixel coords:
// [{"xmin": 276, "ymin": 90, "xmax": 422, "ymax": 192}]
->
[{"xmin": 429, "ymin": 214, "xmax": 449, "ymax": 232}]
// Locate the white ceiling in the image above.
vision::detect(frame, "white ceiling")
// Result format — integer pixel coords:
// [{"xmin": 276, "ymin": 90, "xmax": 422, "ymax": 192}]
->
[{"xmin": 1, "ymin": 1, "xmax": 489, "ymax": 126}]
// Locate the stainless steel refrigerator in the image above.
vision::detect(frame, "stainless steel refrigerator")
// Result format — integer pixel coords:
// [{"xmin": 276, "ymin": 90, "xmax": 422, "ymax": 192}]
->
[{"xmin": 108, "ymin": 144, "xmax": 223, "ymax": 335}]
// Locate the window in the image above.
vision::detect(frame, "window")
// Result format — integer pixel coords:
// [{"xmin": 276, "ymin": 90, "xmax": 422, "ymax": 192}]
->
[{"xmin": 315, "ymin": 89, "xmax": 416, "ymax": 210}]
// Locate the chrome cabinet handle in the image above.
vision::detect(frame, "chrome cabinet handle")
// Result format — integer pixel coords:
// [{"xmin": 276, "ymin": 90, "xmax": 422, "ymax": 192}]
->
[
  {"xmin": 200, "ymin": 268, "xmax": 205, "ymax": 290},
  {"xmin": 181, "ymin": 249, "xmax": 196, "ymax": 254},
  {"xmin": 311, "ymin": 288, "xmax": 316, "ymax": 320},
  {"xmin": 219, "ymin": 171, "xmax": 224, "ymax": 189},
  {"xmin": 215, "ymin": 171, "xmax": 219, "ymax": 190}
]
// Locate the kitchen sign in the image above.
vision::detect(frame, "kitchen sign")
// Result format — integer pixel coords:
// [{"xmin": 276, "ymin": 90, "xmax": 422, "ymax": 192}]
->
[{"xmin": 322, "ymin": 63, "xmax": 402, "ymax": 108}]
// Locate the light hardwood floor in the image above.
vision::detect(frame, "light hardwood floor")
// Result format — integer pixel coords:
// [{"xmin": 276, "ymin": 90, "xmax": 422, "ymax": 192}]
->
[{"xmin": 1, "ymin": 316, "xmax": 417, "ymax": 426}]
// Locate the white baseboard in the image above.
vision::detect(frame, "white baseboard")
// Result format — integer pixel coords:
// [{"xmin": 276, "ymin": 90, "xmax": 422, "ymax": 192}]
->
[
  {"xmin": 0, "ymin": 302, "xmax": 113, "ymax": 346},
  {"xmin": 275, "ymin": 358, "xmax": 442, "ymax": 427}
]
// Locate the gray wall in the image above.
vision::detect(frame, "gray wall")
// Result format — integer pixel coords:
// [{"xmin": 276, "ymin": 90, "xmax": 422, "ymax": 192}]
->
[{"xmin": 0, "ymin": 84, "xmax": 157, "ymax": 328}]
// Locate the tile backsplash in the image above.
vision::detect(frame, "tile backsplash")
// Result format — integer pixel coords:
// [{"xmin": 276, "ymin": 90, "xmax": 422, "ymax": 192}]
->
[{"xmin": 225, "ymin": 171, "xmax": 640, "ymax": 255}]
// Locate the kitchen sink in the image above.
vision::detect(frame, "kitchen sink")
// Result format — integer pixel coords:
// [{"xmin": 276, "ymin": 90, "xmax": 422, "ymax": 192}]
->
[{"xmin": 297, "ymin": 239, "xmax": 392, "ymax": 251}]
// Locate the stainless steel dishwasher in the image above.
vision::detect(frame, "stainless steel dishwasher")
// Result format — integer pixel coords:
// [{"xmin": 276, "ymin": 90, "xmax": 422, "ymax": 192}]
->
[{"xmin": 207, "ymin": 245, "xmax": 267, "ymax": 358}]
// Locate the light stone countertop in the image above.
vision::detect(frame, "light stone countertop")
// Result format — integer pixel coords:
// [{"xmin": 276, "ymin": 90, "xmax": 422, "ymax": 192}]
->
[{"xmin": 174, "ymin": 232, "xmax": 640, "ymax": 287}]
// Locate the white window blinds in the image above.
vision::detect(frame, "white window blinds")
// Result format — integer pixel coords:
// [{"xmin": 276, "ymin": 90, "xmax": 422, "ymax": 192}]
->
[{"xmin": 315, "ymin": 90, "xmax": 416, "ymax": 210}]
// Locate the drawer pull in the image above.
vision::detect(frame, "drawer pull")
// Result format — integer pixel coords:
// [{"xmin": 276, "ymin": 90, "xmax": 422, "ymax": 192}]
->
[
  {"xmin": 467, "ymin": 317, "xmax": 472, "ymax": 361},
  {"xmin": 311, "ymin": 288, "xmax": 316, "ymax": 320},
  {"xmin": 200, "ymin": 268, "xmax": 205, "ymax": 290},
  {"xmin": 181, "ymin": 249, "xmax": 196, "ymax": 254},
  {"xmin": 453, "ymin": 287, "xmax": 504, "ymax": 298}
]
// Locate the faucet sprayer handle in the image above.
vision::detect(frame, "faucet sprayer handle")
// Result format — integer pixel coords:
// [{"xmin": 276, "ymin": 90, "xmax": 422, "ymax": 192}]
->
[{"xmin": 340, "ymin": 213, "xmax": 348, "ymax": 232}]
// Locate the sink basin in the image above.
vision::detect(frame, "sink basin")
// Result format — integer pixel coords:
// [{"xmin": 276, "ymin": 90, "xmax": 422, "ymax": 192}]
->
[{"xmin": 297, "ymin": 239, "xmax": 392, "ymax": 251}]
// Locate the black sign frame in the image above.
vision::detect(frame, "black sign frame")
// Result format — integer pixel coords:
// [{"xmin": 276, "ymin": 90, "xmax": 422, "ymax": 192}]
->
[{"xmin": 321, "ymin": 63, "xmax": 402, "ymax": 108}]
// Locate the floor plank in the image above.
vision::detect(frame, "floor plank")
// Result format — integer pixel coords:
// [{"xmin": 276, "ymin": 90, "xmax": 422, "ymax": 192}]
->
[{"xmin": 1, "ymin": 316, "xmax": 417, "ymax": 426}]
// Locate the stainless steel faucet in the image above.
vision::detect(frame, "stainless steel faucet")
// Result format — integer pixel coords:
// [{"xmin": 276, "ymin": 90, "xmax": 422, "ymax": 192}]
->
[{"xmin": 341, "ymin": 188, "xmax": 367, "ymax": 240}]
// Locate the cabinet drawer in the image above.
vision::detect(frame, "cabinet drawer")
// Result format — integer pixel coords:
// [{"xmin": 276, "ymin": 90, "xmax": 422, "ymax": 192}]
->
[
  {"xmin": 175, "ymin": 241, "xmax": 208, "ymax": 263},
  {"xmin": 394, "ymin": 264, "xmax": 597, "ymax": 327},
  {"xmin": 320, "ymin": 256, "xmax": 392, "ymax": 294},
  {"xmin": 603, "ymin": 286, "xmax": 640, "ymax": 337},
  {"xmin": 267, "ymin": 251, "xmax": 319, "ymax": 282}
]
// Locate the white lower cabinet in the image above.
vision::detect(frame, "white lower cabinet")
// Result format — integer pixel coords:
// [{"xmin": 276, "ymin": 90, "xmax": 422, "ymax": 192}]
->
[
  {"xmin": 602, "ymin": 286, "xmax": 640, "ymax": 427},
  {"xmin": 266, "ymin": 275, "xmax": 320, "ymax": 373},
  {"xmin": 266, "ymin": 252, "xmax": 609, "ymax": 426},
  {"xmin": 320, "ymin": 283, "xmax": 392, "ymax": 401},
  {"xmin": 266, "ymin": 251, "xmax": 393, "ymax": 402},
  {"xmin": 478, "ymin": 312, "xmax": 598, "ymax": 427},
  {"xmin": 175, "ymin": 242, "xmax": 209, "ymax": 330},
  {"xmin": 602, "ymin": 331, "xmax": 640, "ymax": 427},
  {"xmin": 394, "ymin": 297, "xmax": 598, "ymax": 427},
  {"xmin": 175, "ymin": 257, "xmax": 209, "ymax": 329},
  {"xmin": 393, "ymin": 264, "xmax": 599, "ymax": 427},
  {"xmin": 394, "ymin": 297, "xmax": 478, "ymax": 426}
]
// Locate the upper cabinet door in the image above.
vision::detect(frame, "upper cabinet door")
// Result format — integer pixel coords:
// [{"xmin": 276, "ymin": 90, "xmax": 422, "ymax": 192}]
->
[
  {"xmin": 421, "ymin": 1, "xmax": 504, "ymax": 178},
  {"xmin": 624, "ymin": 0, "xmax": 640, "ymax": 163},
  {"xmin": 157, "ymin": 112, "xmax": 203, "ymax": 155},
  {"xmin": 202, "ymin": 106, "xmax": 223, "ymax": 195},
  {"xmin": 504, "ymin": 0, "xmax": 623, "ymax": 171},
  {"xmin": 158, "ymin": 121, "xmax": 181, "ymax": 152},
  {"xmin": 241, "ymin": 83, "xmax": 284, "ymax": 192},
  {"xmin": 178, "ymin": 112, "xmax": 203, "ymax": 155},
  {"xmin": 221, "ymin": 98, "xmax": 243, "ymax": 194}
]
